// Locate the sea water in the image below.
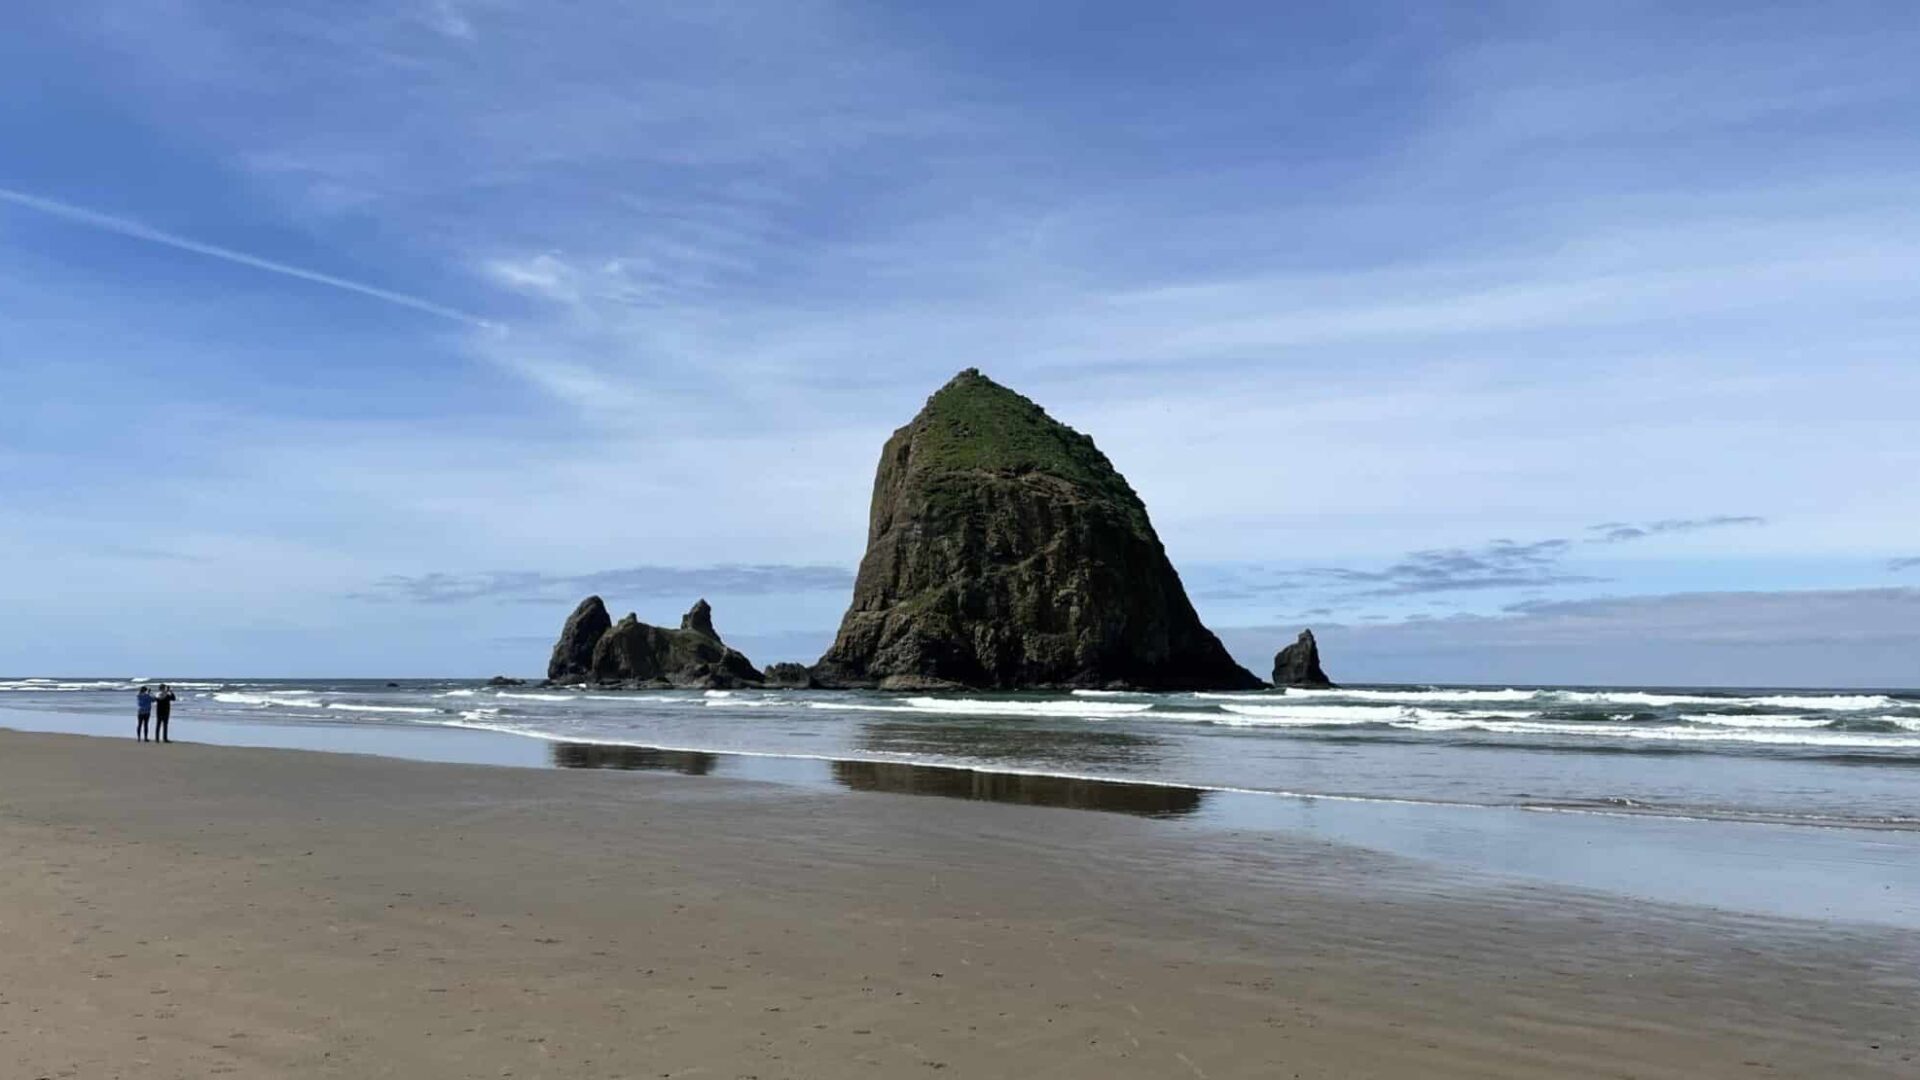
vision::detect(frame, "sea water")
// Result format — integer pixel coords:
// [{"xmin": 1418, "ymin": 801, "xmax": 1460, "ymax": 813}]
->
[
  {"xmin": 6, "ymin": 677, "xmax": 1918, "ymax": 926},
  {"xmin": 5, "ymin": 676, "xmax": 1917, "ymax": 828}
]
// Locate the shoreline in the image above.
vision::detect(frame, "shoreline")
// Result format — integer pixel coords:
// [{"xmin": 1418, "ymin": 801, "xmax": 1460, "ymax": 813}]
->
[
  {"xmin": 6, "ymin": 704, "xmax": 1919, "ymax": 930},
  {"xmin": 3, "ymin": 728, "xmax": 1916, "ymax": 1077}
]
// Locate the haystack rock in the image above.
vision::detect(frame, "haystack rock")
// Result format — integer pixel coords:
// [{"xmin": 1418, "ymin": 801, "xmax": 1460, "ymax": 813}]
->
[
  {"xmin": 1272, "ymin": 629, "xmax": 1335, "ymax": 689},
  {"xmin": 814, "ymin": 369, "xmax": 1263, "ymax": 691},
  {"xmin": 547, "ymin": 596, "xmax": 763, "ymax": 689}
]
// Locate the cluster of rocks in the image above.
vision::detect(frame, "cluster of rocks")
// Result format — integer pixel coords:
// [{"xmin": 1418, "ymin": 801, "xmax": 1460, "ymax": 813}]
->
[
  {"xmin": 547, "ymin": 597, "xmax": 764, "ymax": 689},
  {"xmin": 540, "ymin": 369, "xmax": 1335, "ymax": 692}
]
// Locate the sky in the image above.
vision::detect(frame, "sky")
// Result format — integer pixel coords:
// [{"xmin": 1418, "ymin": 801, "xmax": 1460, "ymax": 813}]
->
[{"xmin": 2, "ymin": 0, "xmax": 1917, "ymax": 685}]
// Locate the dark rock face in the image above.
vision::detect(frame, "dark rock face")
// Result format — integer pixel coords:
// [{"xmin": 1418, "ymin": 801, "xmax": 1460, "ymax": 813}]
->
[
  {"xmin": 549, "ymin": 598, "xmax": 764, "ymax": 688},
  {"xmin": 548, "ymin": 596, "xmax": 613, "ymax": 682},
  {"xmin": 762, "ymin": 662, "xmax": 817, "ymax": 689},
  {"xmin": 680, "ymin": 599, "xmax": 718, "ymax": 640},
  {"xmin": 814, "ymin": 369, "xmax": 1263, "ymax": 691},
  {"xmin": 1272, "ymin": 629, "xmax": 1335, "ymax": 689}
]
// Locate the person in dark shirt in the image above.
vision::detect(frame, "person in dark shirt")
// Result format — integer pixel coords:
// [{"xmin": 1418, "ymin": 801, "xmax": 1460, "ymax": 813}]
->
[
  {"xmin": 135, "ymin": 685, "xmax": 153, "ymax": 742},
  {"xmin": 153, "ymin": 683, "xmax": 176, "ymax": 743}
]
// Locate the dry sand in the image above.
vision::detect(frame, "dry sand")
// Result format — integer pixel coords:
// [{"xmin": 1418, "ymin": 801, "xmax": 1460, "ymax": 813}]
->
[{"xmin": 1, "ymin": 730, "xmax": 1913, "ymax": 1079}]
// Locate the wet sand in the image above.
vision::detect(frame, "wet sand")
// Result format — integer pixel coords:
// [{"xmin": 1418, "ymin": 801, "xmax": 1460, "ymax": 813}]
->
[{"xmin": 1, "ymin": 731, "xmax": 1913, "ymax": 1078}]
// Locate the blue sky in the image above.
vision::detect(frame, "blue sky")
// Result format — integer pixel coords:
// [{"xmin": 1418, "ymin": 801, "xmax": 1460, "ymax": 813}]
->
[{"xmin": 3, "ymin": 1, "xmax": 1918, "ymax": 683}]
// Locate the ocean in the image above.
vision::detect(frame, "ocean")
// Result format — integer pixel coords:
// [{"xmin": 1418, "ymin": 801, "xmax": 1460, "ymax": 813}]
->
[
  {"xmin": 5, "ymin": 676, "xmax": 1917, "ymax": 827},
  {"xmin": 6, "ymin": 676, "xmax": 1918, "ymax": 926}
]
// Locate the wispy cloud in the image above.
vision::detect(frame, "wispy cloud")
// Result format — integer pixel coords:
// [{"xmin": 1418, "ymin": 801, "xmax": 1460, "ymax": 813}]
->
[
  {"xmin": 1197, "ymin": 513, "xmax": 1771, "ymax": 614},
  {"xmin": 1891, "ymin": 557, "xmax": 1920, "ymax": 572},
  {"xmin": 1585, "ymin": 516, "xmax": 1766, "ymax": 544},
  {"xmin": 356, "ymin": 564, "xmax": 855, "ymax": 604},
  {"xmin": 1195, "ymin": 536, "xmax": 1602, "ymax": 608},
  {"xmin": 0, "ymin": 187, "xmax": 495, "ymax": 327},
  {"xmin": 423, "ymin": 0, "xmax": 475, "ymax": 41},
  {"xmin": 1217, "ymin": 587, "xmax": 1920, "ymax": 686},
  {"xmin": 1493, "ymin": 587, "xmax": 1920, "ymax": 647},
  {"xmin": 1303, "ymin": 539, "xmax": 1600, "ymax": 597}
]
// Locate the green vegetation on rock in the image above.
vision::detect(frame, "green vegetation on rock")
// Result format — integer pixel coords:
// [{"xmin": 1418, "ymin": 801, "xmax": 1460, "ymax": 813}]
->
[{"xmin": 816, "ymin": 369, "xmax": 1261, "ymax": 691}]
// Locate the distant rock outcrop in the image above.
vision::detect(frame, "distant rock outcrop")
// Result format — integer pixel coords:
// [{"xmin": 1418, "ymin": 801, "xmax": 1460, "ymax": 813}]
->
[
  {"xmin": 762, "ymin": 662, "xmax": 817, "ymax": 689},
  {"xmin": 814, "ymin": 369, "xmax": 1263, "ymax": 691},
  {"xmin": 1272, "ymin": 629, "xmax": 1335, "ymax": 689},
  {"xmin": 548, "ymin": 597, "xmax": 763, "ymax": 689}
]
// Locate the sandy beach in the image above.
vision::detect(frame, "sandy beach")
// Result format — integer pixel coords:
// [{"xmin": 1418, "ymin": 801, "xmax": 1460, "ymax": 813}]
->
[{"xmin": 1, "ymin": 730, "xmax": 1913, "ymax": 1079}]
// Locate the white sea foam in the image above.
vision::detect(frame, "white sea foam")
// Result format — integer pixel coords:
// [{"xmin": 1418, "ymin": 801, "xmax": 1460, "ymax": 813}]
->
[
  {"xmin": 495, "ymin": 691, "xmax": 577, "ymax": 701},
  {"xmin": 437, "ymin": 689, "xmax": 477, "ymax": 698},
  {"xmin": 325, "ymin": 703, "xmax": 438, "ymax": 715},
  {"xmin": 1, "ymin": 679, "xmax": 160, "ymax": 692},
  {"xmin": 1407, "ymin": 718, "xmax": 1920, "ymax": 749},
  {"xmin": 212, "ymin": 691, "xmax": 324, "ymax": 708},
  {"xmin": 902, "ymin": 696, "xmax": 1156, "ymax": 718},
  {"xmin": 1207, "ymin": 705, "xmax": 1541, "ymax": 728},
  {"xmin": 1747, "ymin": 694, "xmax": 1898, "ymax": 711},
  {"xmin": 1202, "ymin": 687, "xmax": 1903, "ymax": 712},
  {"xmin": 1241, "ymin": 687, "xmax": 1542, "ymax": 704},
  {"xmin": 1682, "ymin": 713, "xmax": 1830, "ymax": 729},
  {"xmin": 1217, "ymin": 703, "xmax": 1409, "ymax": 724},
  {"xmin": 585, "ymin": 694, "xmax": 699, "ymax": 703},
  {"xmin": 806, "ymin": 699, "xmax": 1160, "ymax": 720},
  {"xmin": 1547, "ymin": 690, "xmax": 1899, "ymax": 711}
]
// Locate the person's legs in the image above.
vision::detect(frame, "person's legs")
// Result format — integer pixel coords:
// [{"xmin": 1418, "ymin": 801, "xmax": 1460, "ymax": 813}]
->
[
  {"xmin": 155, "ymin": 713, "xmax": 168, "ymax": 743},
  {"xmin": 136, "ymin": 714, "xmax": 148, "ymax": 741}
]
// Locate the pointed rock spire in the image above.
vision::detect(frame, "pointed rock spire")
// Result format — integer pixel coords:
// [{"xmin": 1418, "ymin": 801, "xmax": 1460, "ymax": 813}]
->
[
  {"xmin": 1272, "ymin": 629, "xmax": 1335, "ymax": 689},
  {"xmin": 680, "ymin": 598, "xmax": 718, "ymax": 640},
  {"xmin": 547, "ymin": 595, "xmax": 612, "ymax": 682},
  {"xmin": 814, "ymin": 369, "xmax": 1261, "ymax": 690}
]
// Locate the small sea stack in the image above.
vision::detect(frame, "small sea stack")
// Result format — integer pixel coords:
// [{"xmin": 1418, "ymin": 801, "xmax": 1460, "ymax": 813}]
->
[
  {"xmin": 762, "ymin": 662, "xmax": 818, "ymax": 689},
  {"xmin": 547, "ymin": 596, "xmax": 764, "ymax": 689},
  {"xmin": 814, "ymin": 369, "xmax": 1262, "ymax": 691},
  {"xmin": 1272, "ymin": 629, "xmax": 1335, "ymax": 689}
]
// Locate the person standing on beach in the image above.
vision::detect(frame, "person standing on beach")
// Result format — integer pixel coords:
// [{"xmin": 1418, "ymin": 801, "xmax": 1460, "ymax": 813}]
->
[
  {"xmin": 153, "ymin": 683, "xmax": 175, "ymax": 743},
  {"xmin": 135, "ymin": 685, "xmax": 153, "ymax": 742}
]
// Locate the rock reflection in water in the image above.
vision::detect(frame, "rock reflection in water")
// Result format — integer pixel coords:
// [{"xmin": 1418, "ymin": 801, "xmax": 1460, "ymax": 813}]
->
[
  {"xmin": 855, "ymin": 719, "xmax": 1163, "ymax": 768},
  {"xmin": 831, "ymin": 759, "xmax": 1205, "ymax": 817},
  {"xmin": 551, "ymin": 742, "xmax": 717, "ymax": 776}
]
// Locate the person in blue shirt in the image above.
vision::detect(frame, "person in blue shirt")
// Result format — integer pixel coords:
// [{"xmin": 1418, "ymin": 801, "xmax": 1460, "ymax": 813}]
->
[{"xmin": 135, "ymin": 686, "xmax": 153, "ymax": 742}]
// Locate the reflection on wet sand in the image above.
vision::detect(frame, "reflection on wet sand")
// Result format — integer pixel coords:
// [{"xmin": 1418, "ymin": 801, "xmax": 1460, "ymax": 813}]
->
[
  {"xmin": 831, "ymin": 759, "xmax": 1206, "ymax": 817},
  {"xmin": 551, "ymin": 743, "xmax": 717, "ymax": 775},
  {"xmin": 552, "ymin": 739, "xmax": 1205, "ymax": 816},
  {"xmin": 854, "ymin": 718, "xmax": 1164, "ymax": 766}
]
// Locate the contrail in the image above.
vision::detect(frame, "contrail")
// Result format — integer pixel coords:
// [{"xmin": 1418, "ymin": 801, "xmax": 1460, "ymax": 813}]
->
[{"xmin": 0, "ymin": 186, "xmax": 496, "ymax": 329}]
